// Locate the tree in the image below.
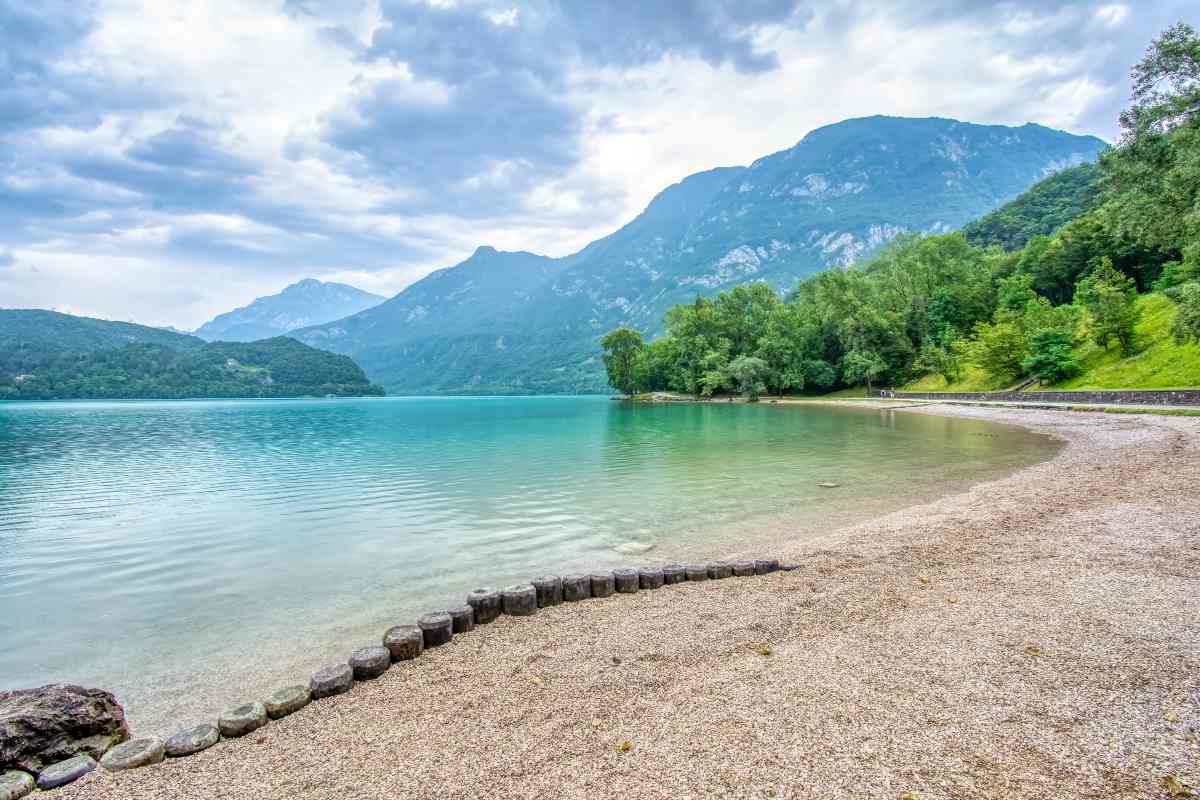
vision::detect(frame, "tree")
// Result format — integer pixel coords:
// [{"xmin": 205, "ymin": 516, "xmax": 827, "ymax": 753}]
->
[
  {"xmin": 914, "ymin": 342, "xmax": 962, "ymax": 384},
  {"xmin": 727, "ymin": 355, "xmax": 770, "ymax": 400},
  {"xmin": 601, "ymin": 327, "xmax": 644, "ymax": 396},
  {"xmin": 841, "ymin": 350, "xmax": 887, "ymax": 393},
  {"xmin": 1021, "ymin": 329, "xmax": 1081, "ymax": 384},
  {"xmin": 1120, "ymin": 22, "xmax": 1200, "ymax": 143},
  {"xmin": 1075, "ymin": 258, "xmax": 1141, "ymax": 353},
  {"xmin": 1172, "ymin": 282, "xmax": 1200, "ymax": 344},
  {"xmin": 966, "ymin": 320, "xmax": 1028, "ymax": 382}
]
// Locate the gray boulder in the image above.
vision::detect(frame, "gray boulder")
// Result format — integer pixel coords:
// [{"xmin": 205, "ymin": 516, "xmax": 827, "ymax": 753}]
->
[
  {"xmin": 531, "ymin": 576, "xmax": 563, "ymax": 607},
  {"xmin": 590, "ymin": 572, "xmax": 616, "ymax": 598},
  {"xmin": 0, "ymin": 771, "xmax": 34, "ymax": 800},
  {"xmin": 264, "ymin": 686, "xmax": 311, "ymax": 720},
  {"xmin": 383, "ymin": 625, "xmax": 423, "ymax": 661},
  {"xmin": 164, "ymin": 724, "xmax": 219, "ymax": 758},
  {"xmin": 418, "ymin": 613, "xmax": 453, "ymax": 647},
  {"xmin": 310, "ymin": 664, "xmax": 354, "ymax": 699},
  {"xmin": 349, "ymin": 646, "xmax": 391, "ymax": 680},
  {"xmin": 561, "ymin": 574, "xmax": 591, "ymax": 602},
  {"xmin": 447, "ymin": 605, "xmax": 475, "ymax": 633},
  {"xmin": 99, "ymin": 737, "xmax": 164, "ymax": 772},
  {"xmin": 36, "ymin": 755, "xmax": 96, "ymax": 790},
  {"xmin": 217, "ymin": 702, "xmax": 268, "ymax": 738},
  {"xmin": 732, "ymin": 560, "xmax": 756, "ymax": 577},
  {"xmin": 465, "ymin": 588, "xmax": 502, "ymax": 624},
  {"xmin": 662, "ymin": 564, "xmax": 686, "ymax": 584},
  {"xmin": 501, "ymin": 584, "xmax": 537, "ymax": 616},
  {"xmin": 0, "ymin": 684, "xmax": 129, "ymax": 773},
  {"xmin": 613, "ymin": 568, "xmax": 640, "ymax": 593},
  {"xmin": 685, "ymin": 564, "xmax": 709, "ymax": 581},
  {"xmin": 638, "ymin": 567, "xmax": 665, "ymax": 589}
]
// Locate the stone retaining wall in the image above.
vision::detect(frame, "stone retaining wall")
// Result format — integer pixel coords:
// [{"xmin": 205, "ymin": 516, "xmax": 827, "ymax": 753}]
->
[{"xmin": 871, "ymin": 388, "xmax": 1200, "ymax": 406}]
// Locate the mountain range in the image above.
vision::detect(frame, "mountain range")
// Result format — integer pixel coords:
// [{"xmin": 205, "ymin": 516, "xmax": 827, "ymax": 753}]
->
[
  {"xmin": 288, "ymin": 116, "xmax": 1106, "ymax": 394},
  {"xmin": 194, "ymin": 279, "xmax": 384, "ymax": 342}
]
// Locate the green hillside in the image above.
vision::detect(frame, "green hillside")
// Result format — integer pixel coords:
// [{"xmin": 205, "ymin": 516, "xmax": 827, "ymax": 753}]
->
[
  {"xmin": 905, "ymin": 294, "xmax": 1200, "ymax": 391},
  {"xmin": 0, "ymin": 310, "xmax": 384, "ymax": 400},
  {"xmin": 596, "ymin": 25, "xmax": 1200, "ymax": 399}
]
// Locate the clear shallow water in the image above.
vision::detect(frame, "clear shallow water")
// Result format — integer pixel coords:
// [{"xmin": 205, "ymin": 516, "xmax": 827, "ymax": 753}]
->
[{"xmin": 0, "ymin": 396, "xmax": 1059, "ymax": 733}]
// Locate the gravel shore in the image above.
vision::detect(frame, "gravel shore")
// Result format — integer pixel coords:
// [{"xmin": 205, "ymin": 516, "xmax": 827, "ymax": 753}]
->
[{"xmin": 53, "ymin": 405, "xmax": 1200, "ymax": 800}]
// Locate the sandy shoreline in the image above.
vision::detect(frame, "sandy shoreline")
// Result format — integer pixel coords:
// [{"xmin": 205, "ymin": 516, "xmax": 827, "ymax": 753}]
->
[{"xmin": 52, "ymin": 404, "xmax": 1200, "ymax": 799}]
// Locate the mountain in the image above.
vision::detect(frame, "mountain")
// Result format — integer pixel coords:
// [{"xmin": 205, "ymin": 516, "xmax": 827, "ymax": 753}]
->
[
  {"xmin": 194, "ymin": 279, "xmax": 384, "ymax": 342},
  {"xmin": 0, "ymin": 309, "xmax": 383, "ymax": 400},
  {"xmin": 964, "ymin": 162, "xmax": 1104, "ymax": 251},
  {"xmin": 293, "ymin": 116, "xmax": 1107, "ymax": 394}
]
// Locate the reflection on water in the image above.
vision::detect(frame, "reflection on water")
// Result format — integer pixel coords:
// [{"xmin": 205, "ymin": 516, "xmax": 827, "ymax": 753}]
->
[{"xmin": 0, "ymin": 396, "xmax": 1058, "ymax": 732}]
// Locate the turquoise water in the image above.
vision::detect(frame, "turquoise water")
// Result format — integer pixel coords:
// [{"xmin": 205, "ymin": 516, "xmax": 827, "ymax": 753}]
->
[{"xmin": 0, "ymin": 396, "xmax": 1058, "ymax": 733}]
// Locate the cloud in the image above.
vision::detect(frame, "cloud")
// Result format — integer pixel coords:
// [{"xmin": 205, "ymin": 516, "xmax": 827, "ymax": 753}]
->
[{"xmin": 0, "ymin": 0, "xmax": 1193, "ymax": 327}]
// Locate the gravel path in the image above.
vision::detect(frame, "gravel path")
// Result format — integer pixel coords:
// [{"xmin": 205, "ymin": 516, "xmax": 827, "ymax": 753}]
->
[{"xmin": 53, "ymin": 405, "xmax": 1200, "ymax": 799}]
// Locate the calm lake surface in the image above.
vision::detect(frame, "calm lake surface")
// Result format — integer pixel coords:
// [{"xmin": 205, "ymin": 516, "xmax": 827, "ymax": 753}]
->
[{"xmin": 0, "ymin": 396, "xmax": 1059, "ymax": 733}]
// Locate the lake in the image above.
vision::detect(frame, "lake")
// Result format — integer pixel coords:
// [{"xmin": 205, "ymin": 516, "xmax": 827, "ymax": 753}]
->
[{"xmin": 0, "ymin": 396, "xmax": 1059, "ymax": 734}]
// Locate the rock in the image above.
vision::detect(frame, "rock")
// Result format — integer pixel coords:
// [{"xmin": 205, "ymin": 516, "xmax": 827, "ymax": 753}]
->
[
  {"xmin": 35, "ymin": 755, "xmax": 96, "ymax": 790},
  {"xmin": 99, "ymin": 737, "xmax": 164, "ymax": 772},
  {"xmin": 383, "ymin": 625, "xmax": 424, "ymax": 661},
  {"xmin": 448, "ymin": 605, "xmax": 475, "ymax": 633},
  {"xmin": 0, "ymin": 684, "xmax": 130, "ymax": 773},
  {"xmin": 779, "ymin": 561, "xmax": 801, "ymax": 572},
  {"xmin": 0, "ymin": 771, "xmax": 34, "ymax": 800},
  {"xmin": 662, "ymin": 564, "xmax": 686, "ymax": 584},
  {"xmin": 707, "ymin": 561, "xmax": 733, "ymax": 579},
  {"xmin": 614, "ymin": 541, "xmax": 655, "ymax": 555},
  {"xmin": 613, "ymin": 568, "xmax": 640, "ymax": 593},
  {"xmin": 732, "ymin": 560, "xmax": 756, "ymax": 577},
  {"xmin": 418, "ymin": 613, "xmax": 454, "ymax": 647},
  {"xmin": 561, "ymin": 574, "xmax": 591, "ymax": 602},
  {"xmin": 163, "ymin": 724, "xmax": 219, "ymax": 758},
  {"xmin": 590, "ymin": 572, "xmax": 616, "ymax": 598},
  {"xmin": 685, "ymin": 564, "xmax": 709, "ymax": 581},
  {"xmin": 264, "ymin": 686, "xmax": 311, "ymax": 720},
  {"xmin": 531, "ymin": 576, "xmax": 563, "ymax": 607},
  {"xmin": 754, "ymin": 558, "xmax": 780, "ymax": 575},
  {"xmin": 310, "ymin": 664, "xmax": 353, "ymax": 699},
  {"xmin": 638, "ymin": 567, "xmax": 665, "ymax": 590},
  {"xmin": 501, "ymin": 584, "xmax": 537, "ymax": 616},
  {"xmin": 217, "ymin": 702, "xmax": 267, "ymax": 738},
  {"xmin": 349, "ymin": 646, "xmax": 391, "ymax": 680},
  {"xmin": 466, "ymin": 588, "xmax": 502, "ymax": 625},
  {"xmin": 816, "ymin": 482, "xmax": 841, "ymax": 488}
]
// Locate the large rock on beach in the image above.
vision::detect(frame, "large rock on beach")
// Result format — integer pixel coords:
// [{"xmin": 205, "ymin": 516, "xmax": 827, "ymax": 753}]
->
[
  {"xmin": 35, "ymin": 755, "xmax": 96, "ymax": 790},
  {"xmin": 685, "ymin": 564, "xmax": 709, "ymax": 581},
  {"xmin": 310, "ymin": 664, "xmax": 354, "ymax": 699},
  {"xmin": 662, "ymin": 564, "xmax": 686, "ymax": 584},
  {"xmin": 164, "ymin": 724, "xmax": 219, "ymax": 758},
  {"xmin": 383, "ymin": 625, "xmax": 424, "ymax": 661},
  {"xmin": 0, "ymin": 771, "xmax": 34, "ymax": 800},
  {"xmin": 448, "ymin": 605, "xmax": 475, "ymax": 633},
  {"xmin": 731, "ymin": 560, "xmax": 756, "ymax": 577},
  {"xmin": 264, "ymin": 686, "xmax": 311, "ymax": 719},
  {"xmin": 590, "ymin": 572, "xmax": 616, "ymax": 598},
  {"xmin": 0, "ymin": 684, "xmax": 129, "ymax": 773},
  {"xmin": 99, "ymin": 737, "xmax": 164, "ymax": 772},
  {"xmin": 638, "ymin": 567, "xmax": 665, "ymax": 589}
]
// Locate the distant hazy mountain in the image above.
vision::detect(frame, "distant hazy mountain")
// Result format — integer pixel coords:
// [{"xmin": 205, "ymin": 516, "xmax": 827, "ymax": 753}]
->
[
  {"xmin": 293, "ymin": 116, "xmax": 1107, "ymax": 394},
  {"xmin": 195, "ymin": 279, "xmax": 384, "ymax": 342},
  {"xmin": 0, "ymin": 308, "xmax": 382, "ymax": 399}
]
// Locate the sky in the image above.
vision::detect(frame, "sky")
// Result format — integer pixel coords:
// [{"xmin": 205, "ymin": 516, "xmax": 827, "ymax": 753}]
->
[{"xmin": 0, "ymin": 0, "xmax": 1193, "ymax": 329}]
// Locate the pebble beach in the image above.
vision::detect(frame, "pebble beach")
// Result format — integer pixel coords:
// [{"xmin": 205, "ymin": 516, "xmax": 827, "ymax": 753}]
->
[{"xmin": 48, "ymin": 404, "xmax": 1200, "ymax": 800}]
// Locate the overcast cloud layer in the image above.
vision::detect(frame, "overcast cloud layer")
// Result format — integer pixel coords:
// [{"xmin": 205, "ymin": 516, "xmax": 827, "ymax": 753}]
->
[{"xmin": 0, "ymin": 0, "xmax": 1193, "ymax": 327}]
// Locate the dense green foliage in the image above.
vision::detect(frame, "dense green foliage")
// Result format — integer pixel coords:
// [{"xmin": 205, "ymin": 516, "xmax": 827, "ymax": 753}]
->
[
  {"xmin": 963, "ymin": 163, "xmax": 1103, "ymax": 251},
  {"xmin": 294, "ymin": 118, "xmax": 1103, "ymax": 394},
  {"xmin": 603, "ymin": 24, "xmax": 1200, "ymax": 397},
  {"xmin": 0, "ymin": 310, "xmax": 383, "ymax": 400}
]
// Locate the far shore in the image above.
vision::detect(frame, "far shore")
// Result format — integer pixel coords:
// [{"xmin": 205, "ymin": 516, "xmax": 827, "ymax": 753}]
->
[{"xmin": 54, "ymin": 403, "xmax": 1200, "ymax": 800}]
